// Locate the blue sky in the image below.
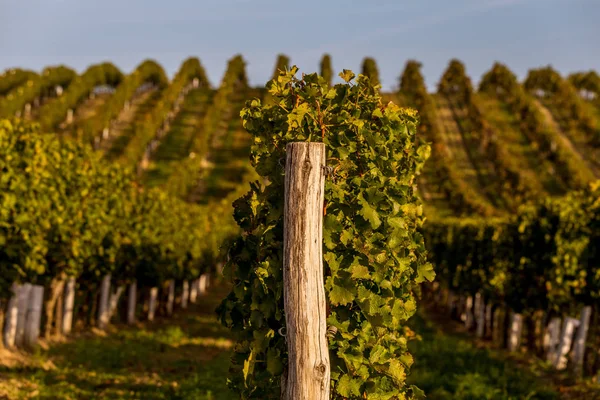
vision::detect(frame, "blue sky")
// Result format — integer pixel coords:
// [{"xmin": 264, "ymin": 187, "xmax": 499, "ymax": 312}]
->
[{"xmin": 0, "ymin": 0, "xmax": 598, "ymax": 90}]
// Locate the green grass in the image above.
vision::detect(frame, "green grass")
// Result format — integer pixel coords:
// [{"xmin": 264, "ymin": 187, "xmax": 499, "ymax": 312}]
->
[
  {"xmin": 408, "ymin": 309, "xmax": 559, "ymax": 400},
  {"xmin": 0, "ymin": 286, "xmax": 235, "ymax": 400},
  {"xmin": 1, "ymin": 286, "xmax": 573, "ymax": 400}
]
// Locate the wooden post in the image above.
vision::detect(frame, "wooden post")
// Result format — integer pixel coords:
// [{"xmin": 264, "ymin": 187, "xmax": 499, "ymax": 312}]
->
[
  {"xmin": 544, "ymin": 317, "xmax": 561, "ymax": 362},
  {"xmin": 458, "ymin": 295, "xmax": 466, "ymax": 323},
  {"xmin": 62, "ymin": 277, "xmax": 76, "ymax": 334},
  {"xmin": 166, "ymin": 280, "xmax": 175, "ymax": 316},
  {"xmin": 15, "ymin": 283, "xmax": 32, "ymax": 347},
  {"xmin": 98, "ymin": 274, "xmax": 111, "ymax": 329},
  {"xmin": 181, "ymin": 280, "xmax": 189, "ymax": 309},
  {"xmin": 447, "ymin": 290, "xmax": 455, "ymax": 314},
  {"xmin": 3, "ymin": 284, "xmax": 20, "ymax": 348},
  {"xmin": 66, "ymin": 109, "xmax": 74, "ymax": 124},
  {"xmin": 476, "ymin": 295, "xmax": 485, "ymax": 338},
  {"xmin": 492, "ymin": 306, "xmax": 505, "ymax": 347},
  {"xmin": 108, "ymin": 285, "xmax": 125, "ymax": 321},
  {"xmin": 484, "ymin": 303, "xmax": 493, "ymax": 339},
  {"xmin": 508, "ymin": 311, "xmax": 523, "ymax": 352},
  {"xmin": 198, "ymin": 274, "xmax": 207, "ymax": 295},
  {"xmin": 282, "ymin": 142, "xmax": 330, "ymax": 399},
  {"xmin": 189, "ymin": 278, "xmax": 198, "ymax": 303},
  {"xmin": 127, "ymin": 281, "xmax": 137, "ymax": 324},
  {"xmin": 465, "ymin": 295, "xmax": 474, "ymax": 330},
  {"xmin": 24, "ymin": 285, "xmax": 44, "ymax": 349},
  {"xmin": 571, "ymin": 306, "xmax": 592, "ymax": 373},
  {"xmin": 148, "ymin": 287, "xmax": 158, "ymax": 321},
  {"xmin": 554, "ymin": 316, "xmax": 579, "ymax": 370}
]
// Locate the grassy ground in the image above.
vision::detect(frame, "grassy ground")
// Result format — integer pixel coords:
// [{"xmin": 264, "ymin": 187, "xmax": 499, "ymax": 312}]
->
[
  {"xmin": 408, "ymin": 309, "xmax": 559, "ymax": 400},
  {"xmin": 3, "ymin": 286, "xmax": 596, "ymax": 399},
  {"xmin": 0, "ymin": 285, "xmax": 234, "ymax": 400}
]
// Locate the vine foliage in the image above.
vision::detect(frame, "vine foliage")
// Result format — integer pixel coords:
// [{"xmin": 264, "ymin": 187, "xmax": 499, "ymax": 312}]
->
[{"xmin": 218, "ymin": 67, "xmax": 433, "ymax": 399}]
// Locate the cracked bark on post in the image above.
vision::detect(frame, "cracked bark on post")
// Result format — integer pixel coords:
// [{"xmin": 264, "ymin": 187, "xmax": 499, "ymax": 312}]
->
[{"xmin": 282, "ymin": 142, "xmax": 330, "ymax": 399}]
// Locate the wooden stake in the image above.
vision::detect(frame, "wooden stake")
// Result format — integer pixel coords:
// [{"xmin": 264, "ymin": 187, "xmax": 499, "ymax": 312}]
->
[
  {"xmin": 282, "ymin": 142, "xmax": 330, "ymax": 400},
  {"xmin": 484, "ymin": 303, "xmax": 493, "ymax": 339},
  {"xmin": 198, "ymin": 274, "xmax": 207, "ymax": 295},
  {"xmin": 554, "ymin": 317, "xmax": 579, "ymax": 370},
  {"xmin": 181, "ymin": 280, "xmax": 189, "ymax": 309},
  {"xmin": 189, "ymin": 278, "xmax": 198, "ymax": 303},
  {"xmin": 148, "ymin": 288, "xmax": 158, "ymax": 321},
  {"xmin": 98, "ymin": 274, "xmax": 111, "ymax": 329},
  {"xmin": 571, "ymin": 306, "xmax": 592, "ymax": 373},
  {"xmin": 476, "ymin": 294, "xmax": 485, "ymax": 338},
  {"xmin": 3, "ymin": 284, "xmax": 20, "ymax": 348},
  {"xmin": 24, "ymin": 285, "xmax": 44, "ymax": 349},
  {"xmin": 166, "ymin": 280, "xmax": 175, "ymax": 316},
  {"xmin": 544, "ymin": 317, "xmax": 561, "ymax": 362},
  {"xmin": 508, "ymin": 311, "xmax": 523, "ymax": 352},
  {"xmin": 108, "ymin": 285, "xmax": 125, "ymax": 321},
  {"xmin": 15, "ymin": 283, "xmax": 32, "ymax": 347},
  {"xmin": 62, "ymin": 277, "xmax": 76, "ymax": 334},
  {"xmin": 127, "ymin": 281, "xmax": 137, "ymax": 324}
]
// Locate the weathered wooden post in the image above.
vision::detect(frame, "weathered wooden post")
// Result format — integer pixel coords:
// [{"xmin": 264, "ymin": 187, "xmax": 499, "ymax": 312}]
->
[
  {"xmin": 166, "ymin": 280, "xmax": 175, "ymax": 315},
  {"xmin": 544, "ymin": 317, "xmax": 561, "ymax": 362},
  {"xmin": 189, "ymin": 278, "xmax": 198, "ymax": 303},
  {"xmin": 148, "ymin": 287, "xmax": 158, "ymax": 321},
  {"xmin": 24, "ymin": 285, "xmax": 44, "ymax": 349},
  {"xmin": 508, "ymin": 311, "xmax": 523, "ymax": 352},
  {"xmin": 554, "ymin": 317, "xmax": 579, "ymax": 370},
  {"xmin": 181, "ymin": 280, "xmax": 189, "ymax": 309},
  {"xmin": 282, "ymin": 142, "xmax": 330, "ymax": 400},
  {"xmin": 198, "ymin": 274, "xmax": 208, "ymax": 295},
  {"xmin": 127, "ymin": 281, "xmax": 137, "ymax": 324},
  {"xmin": 475, "ymin": 293, "xmax": 485, "ymax": 338},
  {"xmin": 484, "ymin": 303, "xmax": 493, "ymax": 339},
  {"xmin": 62, "ymin": 277, "xmax": 76, "ymax": 334},
  {"xmin": 3, "ymin": 284, "xmax": 20, "ymax": 348},
  {"xmin": 108, "ymin": 285, "xmax": 125, "ymax": 321},
  {"xmin": 15, "ymin": 283, "xmax": 32, "ymax": 347},
  {"xmin": 465, "ymin": 295, "xmax": 475, "ymax": 331},
  {"xmin": 98, "ymin": 274, "xmax": 111, "ymax": 329},
  {"xmin": 571, "ymin": 306, "xmax": 591, "ymax": 373}
]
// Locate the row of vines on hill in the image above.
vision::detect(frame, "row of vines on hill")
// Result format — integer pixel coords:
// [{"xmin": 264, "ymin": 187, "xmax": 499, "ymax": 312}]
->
[
  {"xmin": 116, "ymin": 57, "xmax": 209, "ymax": 169},
  {"xmin": 76, "ymin": 59, "xmax": 168, "ymax": 145},
  {"xmin": 525, "ymin": 66, "xmax": 599, "ymax": 146},
  {"xmin": 0, "ymin": 118, "xmax": 241, "ymax": 338},
  {"xmin": 399, "ymin": 61, "xmax": 497, "ymax": 217},
  {"xmin": 164, "ymin": 55, "xmax": 248, "ymax": 199},
  {"xmin": 438, "ymin": 59, "xmax": 542, "ymax": 206},
  {"xmin": 0, "ymin": 66, "xmax": 76, "ymax": 118},
  {"xmin": 479, "ymin": 63, "xmax": 596, "ymax": 188},
  {"xmin": 36, "ymin": 62, "xmax": 124, "ymax": 131},
  {"xmin": 0, "ymin": 68, "xmax": 38, "ymax": 96}
]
